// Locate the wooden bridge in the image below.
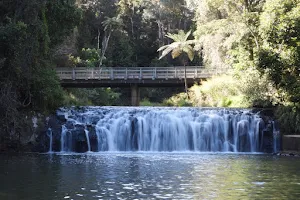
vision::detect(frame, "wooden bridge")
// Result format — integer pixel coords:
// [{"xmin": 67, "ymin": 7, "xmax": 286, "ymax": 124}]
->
[{"xmin": 56, "ymin": 66, "xmax": 227, "ymax": 105}]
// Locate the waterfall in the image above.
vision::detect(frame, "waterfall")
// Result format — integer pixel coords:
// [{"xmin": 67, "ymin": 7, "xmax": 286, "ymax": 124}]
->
[
  {"xmin": 85, "ymin": 128, "xmax": 91, "ymax": 152},
  {"xmin": 272, "ymin": 121, "xmax": 280, "ymax": 153},
  {"xmin": 56, "ymin": 107, "xmax": 269, "ymax": 153},
  {"xmin": 60, "ymin": 125, "xmax": 67, "ymax": 152},
  {"xmin": 47, "ymin": 128, "xmax": 53, "ymax": 153}
]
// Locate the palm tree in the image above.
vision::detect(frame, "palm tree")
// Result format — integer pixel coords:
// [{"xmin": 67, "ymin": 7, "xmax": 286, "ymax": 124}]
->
[{"xmin": 157, "ymin": 30, "xmax": 195, "ymax": 98}]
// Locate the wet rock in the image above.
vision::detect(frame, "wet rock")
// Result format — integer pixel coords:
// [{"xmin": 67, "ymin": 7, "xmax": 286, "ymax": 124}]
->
[
  {"xmin": 276, "ymin": 152, "xmax": 300, "ymax": 157},
  {"xmin": 57, "ymin": 114, "xmax": 67, "ymax": 122},
  {"xmin": 87, "ymin": 125, "xmax": 98, "ymax": 151},
  {"xmin": 75, "ymin": 141, "xmax": 88, "ymax": 153},
  {"xmin": 130, "ymin": 117, "xmax": 139, "ymax": 151},
  {"xmin": 238, "ymin": 120, "xmax": 250, "ymax": 152},
  {"xmin": 65, "ymin": 121, "xmax": 74, "ymax": 129},
  {"xmin": 72, "ymin": 129, "xmax": 86, "ymax": 142},
  {"xmin": 88, "ymin": 116, "xmax": 101, "ymax": 125}
]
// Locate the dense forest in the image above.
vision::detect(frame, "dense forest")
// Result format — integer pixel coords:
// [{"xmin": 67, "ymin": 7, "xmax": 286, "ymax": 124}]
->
[{"xmin": 0, "ymin": 0, "xmax": 300, "ymax": 149}]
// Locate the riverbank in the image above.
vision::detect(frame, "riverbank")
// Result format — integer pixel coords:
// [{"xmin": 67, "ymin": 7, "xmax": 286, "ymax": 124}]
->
[
  {"xmin": 277, "ymin": 135, "xmax": 300, "ymax": 156},
  {"xmin": 0, "ymin": 141, "xmax": 33, "ymax": 153},
  {"xmin": 277, "ymin": 151, "xmax": 300, "ymax": 157}
]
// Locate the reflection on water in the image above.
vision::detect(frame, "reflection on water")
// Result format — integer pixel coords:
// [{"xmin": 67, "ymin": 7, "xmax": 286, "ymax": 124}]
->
[{"xmin": 0, "ymin": 153, "xmax": 300, "ymax": 199}]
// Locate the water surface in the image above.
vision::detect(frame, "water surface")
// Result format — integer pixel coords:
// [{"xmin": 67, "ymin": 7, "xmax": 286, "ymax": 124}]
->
[{"xmin": 0, "ymin": 153, "xmax": 300, "ymax": 199}]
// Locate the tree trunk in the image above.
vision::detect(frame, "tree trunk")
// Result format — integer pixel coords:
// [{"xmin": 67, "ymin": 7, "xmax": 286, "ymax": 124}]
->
[
  {"xmin": 130, "ymin": 17, "xmax": 134, "ymax": 37},
  {"xmin": 97, "ymin": 28, "xmax": 100, "ymax": 50},
  {"xmin": 184, "ymin": 62, "xmax": 189, "ymax": 99},
  {"xmin": 244, "ymin": 0, "xmax": 249, "ymax": 11},
  {"xmin": 98, "ymin": 31, "xmax": 111, "ymax": 67}
]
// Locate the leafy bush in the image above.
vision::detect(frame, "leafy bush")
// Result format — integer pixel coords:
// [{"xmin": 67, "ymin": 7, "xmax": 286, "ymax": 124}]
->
[
  {"xmin": 63, "ymin": 88, "xmax": 121, "ymax": 106},
  {"xmin": 31, "ymin": 66, "xmax": 65, "ymax": 112},
  {"xmin": 236, "ymin": 68, "xmax": 279, "ymax": 107},
  {"xmin": 186, "ymin": 68, "xmax": 278, "ymax": 108},
  {"xmin": 275, "ymin": 106, "xmax": 300, "ymax": 135},
  {"xmin": 69, "ymin": 48, "xmax": 100, "ymax": 68},
  {"xmin": 189, "ymin": 75, "xmax": 245, "ymax": 107},
  {"xmin": 140, "ymin": 98, "xmax": 163, "ymax": 106},
  {"xmin": 163, "ymin": 93, "xmax": 192, "ymax": 107}
]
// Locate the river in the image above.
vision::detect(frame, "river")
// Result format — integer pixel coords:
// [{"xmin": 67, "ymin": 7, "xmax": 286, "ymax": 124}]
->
[{"xmin": 0, "ymin": 153, "xmax": 300, "ymax": 199}]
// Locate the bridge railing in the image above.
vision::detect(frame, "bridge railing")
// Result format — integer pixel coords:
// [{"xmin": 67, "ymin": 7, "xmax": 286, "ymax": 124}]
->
[{"xmin": 56, "ymin": 66, "xmax": 227, "ymax": 80}]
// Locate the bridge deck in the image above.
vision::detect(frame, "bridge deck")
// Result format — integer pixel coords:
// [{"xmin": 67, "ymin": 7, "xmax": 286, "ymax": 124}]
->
[{"xmin": 57, "ymin": 66, "xmax": 225, "ymax": 87}]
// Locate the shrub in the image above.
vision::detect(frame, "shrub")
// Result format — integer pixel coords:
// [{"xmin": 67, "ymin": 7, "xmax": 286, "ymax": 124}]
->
[
  {"xmin": 189, "ymin": 75, "xmax": 246, "ymax": 107},
  {"xmin": 275, "ymin": 106, "xmax": 300, "ymax": 135}
]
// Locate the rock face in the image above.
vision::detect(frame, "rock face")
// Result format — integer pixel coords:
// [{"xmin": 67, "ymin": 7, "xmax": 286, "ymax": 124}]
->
[
  {"xmin": 255, "ymin": 108, "xmax": 281, "ymax": 153},
  {"xmin": 36, "ymin": 107, "xmax": 280, "ymax": 153},
  {"xmin": 33, "ymin": 115, "xmax": 63, "ymax": 152},
  {"xmin": 282, "ymin": 135, "xmax": 300, "ymax": 152}
]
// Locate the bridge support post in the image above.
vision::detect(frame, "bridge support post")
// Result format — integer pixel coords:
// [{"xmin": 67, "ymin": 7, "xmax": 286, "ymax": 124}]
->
[{"xmin": 131, "ymin": 84, "xmax": 140, "ymax": 106}]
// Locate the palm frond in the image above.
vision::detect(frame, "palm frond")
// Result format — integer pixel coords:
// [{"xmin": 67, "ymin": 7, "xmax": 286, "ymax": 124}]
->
[
  {"xmin": 184, "ymin": 30, "xmax": 192, "ymax": 41},
  {"xmin": 157, "ymin": 45, "xmax": 169, "ymax": 52},
  {"xmin": 159, "ymin": 46, "xmax": 174, "ymax": 60},
  {"xmin": 158, "ymin": 30, "xmax": 195, "ymax": 60},
  {"xmin": 183, "ymin": 45, "xmax": 195, "ymax": 61},
  {"xmin": 165, "ymin": 33, "xmax": 179, "ymax": 41},
  {"xmin": 171, "ymin": 48, "xmax": 182, "ymax": 59}
]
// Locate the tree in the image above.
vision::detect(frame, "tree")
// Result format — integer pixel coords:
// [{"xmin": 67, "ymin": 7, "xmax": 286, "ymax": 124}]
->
[
  {"xmin": 191, "ymin": 0, "xmax": 264, "ymax": 69},
  {"xmin": 99, "ymin": 16, "xmax": 123, "ymax": 66},
  {"xmin": 158, "ymin": 30, "xmax": 195, "ymax": 97},
  {"xmin": 76, "ymin": 0, "xmax": 118, "ymax": 51},
  {"xmin": 257, "ymin": 0, "xmax": 300, "ymax": 104},
  {"xmin": 0, "ymin": 0, "xmax": 81, "ymax": 145}
]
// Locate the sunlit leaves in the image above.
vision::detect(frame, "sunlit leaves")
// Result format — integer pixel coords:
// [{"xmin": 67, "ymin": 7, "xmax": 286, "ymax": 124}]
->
[
  {"xmin": 158, "ymin": 30, "xmax": 194, "ymax": 61},
  {"xmin": 171, "ymin": 48, "xmax": 182, "ymax": 59},
  {"xmin": 102, "ymin": 16, "xmax": 123, "ymax": 31},
  {"xmin": 193, "ymin": 0, "xmax": 264, "ymax": 68},
  {"xmin": 258, "ymin": 0, "xmax": 300, "ymax": 103}
]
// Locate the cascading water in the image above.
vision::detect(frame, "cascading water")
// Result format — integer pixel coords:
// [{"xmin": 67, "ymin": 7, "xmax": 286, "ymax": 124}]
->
[
  {"xmin": 84, "ymin": 128, "xmax": 91, "ymax": 152},
  {"xmin": 52, "ymin": 107, "xmax": 271, "ymax": 153},
  {"xmin": 47, "ymin": 128, "xmax": 53, "ymax": 153},
  {"xmin": 272, "ymin": 121, "xmax": 280, "ymax": 153},
  {"xmin": 60, "ymin": 125, "xmax": 68, "ymax": 152}
]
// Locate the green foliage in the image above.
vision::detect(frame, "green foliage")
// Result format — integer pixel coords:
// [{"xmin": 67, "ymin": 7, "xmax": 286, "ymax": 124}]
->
[
  {"xmin": 31, "ymin": 66, "xmax": 65, "ymax": 111},
  {"xmin": 163, "ymin": 93, "xmax": 192, "ymax": 107},
  {"xmin": 0, "ymin": 0, "xmax": 81, "ymax": 143},
  {"xmin": 185, "ymin": 68, "xmax": 278, "ymax": 108},
  {"xmin": 68, "ymin": 48, "xmax": 101, "ymax": 68},
  {"xmin": 193, "ymin": 0, "xmax": 259, "ymax": 68},
  {"xmin": 257, "ymin": 0, "xmax": 300, "ymax": 104},
  {"xmin": 140, "ymin": 98, "xmax": 162, "ymax": 107},
  {"xmin": 64, "ymin": 88, "xmax": 121, "ymax": 106},
  {"xmin": 76, "ymin": 0, "xmax": 196, "ymax": 68},
  {"xmin": 80, "ymin": 48, "xmax": 100, "ymax": 62},
  {"xmin": 158, "ymin": 30, "xmax": 195, "ymax": 62},
  {"xmin": 236, "ymin": 68, "xmax": 279, "ymax": 107},
  {"xmin": 189, "ymin": 0, "xmax": 300, "ymax": 133},
  {"xmin": 275, "ymin": 106, "xmax": 300, "ymax": 135},
  {"xmin": 104, "ymin": 32, "xmax": 134, "ymax": 67},
  {"xmin": 150, "ymin": 58, "xmax": 170, "ymax": 67},
  {"xmin": 46, "ymin": 0, "xmax": 82, "ymax": 47},
  {"xmin": 189, "ymin": 75, "xmax": 245, "ymax": 107},
  {"xmin": 158, "ymin": 29, "xmax": 196, "ymax": 97}
]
